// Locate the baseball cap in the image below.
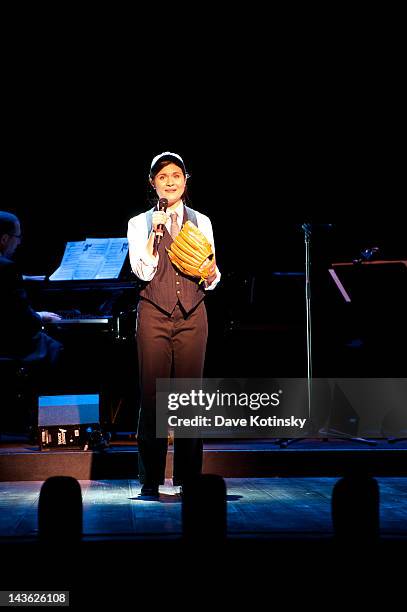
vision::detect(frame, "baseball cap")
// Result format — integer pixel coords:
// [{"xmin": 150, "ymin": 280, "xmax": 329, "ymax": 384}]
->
[{"xmin": 149, "ymin": 151, "xmax": 188, "ymax": 178}]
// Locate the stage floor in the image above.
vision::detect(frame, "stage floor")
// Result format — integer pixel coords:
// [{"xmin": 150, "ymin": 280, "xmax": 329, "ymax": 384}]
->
[{"xmin": 1, "ymin": 476, "xmax": 407, "ymax": 541}]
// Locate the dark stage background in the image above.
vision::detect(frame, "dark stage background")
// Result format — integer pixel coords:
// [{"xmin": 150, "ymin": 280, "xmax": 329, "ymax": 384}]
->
[
  {"xmin": 3, "ymin": 30, "xmax": 405, "ymax": 432},
  {"xmin": 2, "ymin": 18, "xmax": 407, "ymax": 604},
  {"xmin": 6, "ymin": 105, "xmax": 407, "ymax": 379},
  {"xmin": 3, "ymin": 0, "xmax": 405, "ymax": 277},
  {"xmin": 7, "ymin": 137, "xmax": 406, "ymax": 278},
  {"xmin": 4, "ymin": 28, "xmax": 405, "ymax": 276}
]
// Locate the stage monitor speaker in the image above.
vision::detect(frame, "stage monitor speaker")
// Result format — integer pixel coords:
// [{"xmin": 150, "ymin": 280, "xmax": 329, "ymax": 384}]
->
[{"xmin": 38, "ymin": 393, "xmax": 101, "ymax": 450}]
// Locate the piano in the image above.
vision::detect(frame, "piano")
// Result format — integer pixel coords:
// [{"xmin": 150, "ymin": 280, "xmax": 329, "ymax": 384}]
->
[
  {"xmin": 23, "ymin": 278, "xmax": 141, "ymax": 432},
  {"xmin": 24, "ymin": 278, "xmax": 139, "ymax": 338},
  {"xmin": 49, "ymin": 313, "xmax": 113, "ymax": 326}
]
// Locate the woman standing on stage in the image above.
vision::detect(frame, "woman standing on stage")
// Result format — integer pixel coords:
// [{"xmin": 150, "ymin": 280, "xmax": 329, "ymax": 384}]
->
[{"xmin": 127, "ymin": 152, "xmax": 221, "ymax": 497}]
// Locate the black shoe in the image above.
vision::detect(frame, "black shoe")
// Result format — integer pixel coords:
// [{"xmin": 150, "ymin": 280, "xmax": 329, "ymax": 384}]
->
[{"xmin": 140, "ymin": 484, "xmax": 159, "ymax": 498}]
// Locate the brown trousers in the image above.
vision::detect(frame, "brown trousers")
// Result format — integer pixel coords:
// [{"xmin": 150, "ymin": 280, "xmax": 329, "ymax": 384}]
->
[{"xmin": 136, "ymin": 298, "xmax": 207, "ymax": 485}]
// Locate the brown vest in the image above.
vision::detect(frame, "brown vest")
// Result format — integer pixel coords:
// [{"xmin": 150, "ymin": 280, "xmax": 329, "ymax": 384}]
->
[{"xmin": 139, "ymin": 207, "xmax": 205, "ymax": 315}]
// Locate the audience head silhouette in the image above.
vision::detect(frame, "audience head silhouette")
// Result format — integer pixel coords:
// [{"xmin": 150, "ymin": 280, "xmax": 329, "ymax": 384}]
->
[
  {"xmin": 38, "ymin": 476, "xmax": 83, "ymax": 544},
  {"xmin": 182, "ymin": 474, "xmax": 227, "ymax": 543},
  {"xmin": 331, "ymin": 474, "xmax": 380, "ymax": 543}
]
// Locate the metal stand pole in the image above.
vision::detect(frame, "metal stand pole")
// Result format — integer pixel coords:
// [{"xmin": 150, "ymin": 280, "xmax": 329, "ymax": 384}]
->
[
  {"xmin": 303, "ymin": 223, "xmax": 312, "ymax": 427},
  {"xmin": 276, "ymin": 223, "xmax": 376, "ymax": 448}
]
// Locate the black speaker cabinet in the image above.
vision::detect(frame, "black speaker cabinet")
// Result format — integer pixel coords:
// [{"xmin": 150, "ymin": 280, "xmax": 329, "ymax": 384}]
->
[{"xmin": 38, "ymin": 393, "xmax": 101, "ymax": 450}]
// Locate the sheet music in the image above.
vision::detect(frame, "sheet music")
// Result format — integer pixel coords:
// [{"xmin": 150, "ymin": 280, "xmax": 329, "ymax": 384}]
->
[
  {"xmin": 72, "ymin": 238, "xmax": 111, "ymax": 280},
  {"xmin": 49, "ymin": 241, "xmax": 86, "ymax": 280},
  {"xmin": 95, "ymin": 238, "xmax": 129, "ymax": 279},
  {"xmin": 49, "ymin": 238, "xmax": 128, "ymax": 280}
]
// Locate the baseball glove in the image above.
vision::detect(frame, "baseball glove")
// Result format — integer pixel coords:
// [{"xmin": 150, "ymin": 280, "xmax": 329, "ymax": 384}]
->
[{"xmin": 166, "ymin": 221, "xmax": 214, "ymax": 284}]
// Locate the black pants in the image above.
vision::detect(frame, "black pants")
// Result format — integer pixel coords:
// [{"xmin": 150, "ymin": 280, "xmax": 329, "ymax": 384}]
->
[{"xmin": 136, "ymin": 299, "xmax": 207, "ymax": 485}]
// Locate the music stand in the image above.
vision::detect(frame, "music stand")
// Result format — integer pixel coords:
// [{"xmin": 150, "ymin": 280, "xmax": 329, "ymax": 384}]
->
[
  {"xmin": 275, "ymin": 224, "xmax": 376, "ymax": 448},
  {"xmin": 329, "ymin": 259, "xmax": 407, "ymax": 445}
]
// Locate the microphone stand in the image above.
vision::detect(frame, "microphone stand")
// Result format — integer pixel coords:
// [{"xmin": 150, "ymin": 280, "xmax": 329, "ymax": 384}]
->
[
  {"xmin": 276, "ymin": 224, "xmax": 376, "ymax": 449},
  {"xmin": 276, "ymin": 224, "xmax": 314, "ymax": 447},
  {"xmin": 304, "ymin": 223, "xmax": 312, "ymax": 427}
]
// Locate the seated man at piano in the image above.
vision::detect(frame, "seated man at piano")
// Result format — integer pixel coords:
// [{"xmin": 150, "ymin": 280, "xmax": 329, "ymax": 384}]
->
[{"xmin": 0, "ymin": 211, "xmax": 63, "ymax": 367}]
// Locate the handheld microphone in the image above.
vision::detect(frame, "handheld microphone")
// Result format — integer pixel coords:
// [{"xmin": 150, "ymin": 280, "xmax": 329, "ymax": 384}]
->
[{"xmin": 153, "ymin": 197, "xmax": 168, "ymax": 255}]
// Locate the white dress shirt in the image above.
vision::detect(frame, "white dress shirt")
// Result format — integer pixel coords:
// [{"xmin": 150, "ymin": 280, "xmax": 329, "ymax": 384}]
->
[{"xmin": 127, "ymin": 202, "xmax": 221, "ymax": 290}]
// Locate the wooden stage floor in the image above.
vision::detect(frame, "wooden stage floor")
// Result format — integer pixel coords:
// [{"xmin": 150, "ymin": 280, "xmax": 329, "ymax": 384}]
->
[{"xmin": 1, "ymin": 476, "xmax": 407, "ymax": 541}]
